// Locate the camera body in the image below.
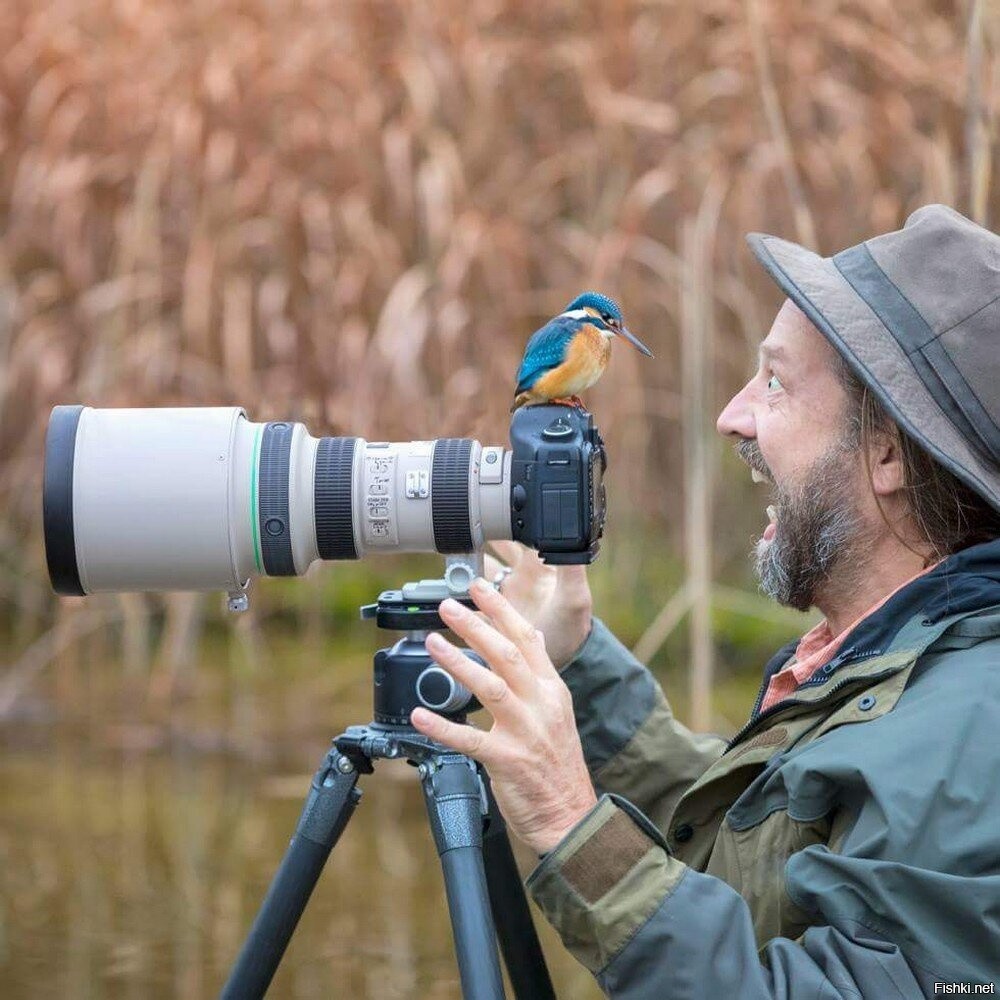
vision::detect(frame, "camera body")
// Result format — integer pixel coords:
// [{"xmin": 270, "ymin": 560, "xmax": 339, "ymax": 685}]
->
[{"xmin": 509, "ymin": 405, "xmax": 606, "ymax": 564}]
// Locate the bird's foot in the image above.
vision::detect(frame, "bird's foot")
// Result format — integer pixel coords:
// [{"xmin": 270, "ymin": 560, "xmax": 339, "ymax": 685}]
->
[{"xmin": 550, "ymin": 395, "xmax": 586, "ymax": 408}]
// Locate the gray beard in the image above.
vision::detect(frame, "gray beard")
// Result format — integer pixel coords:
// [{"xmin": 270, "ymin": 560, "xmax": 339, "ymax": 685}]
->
[{"xmin": 739, "ymin": 438, "xmax": 865, "ymax": 613}]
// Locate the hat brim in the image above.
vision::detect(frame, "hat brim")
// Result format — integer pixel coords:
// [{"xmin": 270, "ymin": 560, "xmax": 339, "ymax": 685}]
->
[{"xmin": 746, "ymin": 232, "xmax": 1000, "ymax": 515}]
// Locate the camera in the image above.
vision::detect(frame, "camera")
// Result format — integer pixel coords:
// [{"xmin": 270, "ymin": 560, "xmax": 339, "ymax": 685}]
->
[{"xmin": 43, "ymin": 402, "xmax": 607, "ymax": 598}]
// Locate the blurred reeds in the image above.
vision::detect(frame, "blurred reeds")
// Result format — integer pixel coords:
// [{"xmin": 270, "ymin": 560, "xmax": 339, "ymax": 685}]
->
[{"xmin": 0, "ymin": 0, "xmax": 997, "ymax": 728}]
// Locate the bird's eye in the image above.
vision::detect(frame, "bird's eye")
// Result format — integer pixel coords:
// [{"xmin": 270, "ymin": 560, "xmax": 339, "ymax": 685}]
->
[
  {"xmin": 766, "ymin": 374, "xmax": 783, "ymax": 393},
  {"xmin": 601, "ymin": 312, "xmax": 614, "ymax": 324}
]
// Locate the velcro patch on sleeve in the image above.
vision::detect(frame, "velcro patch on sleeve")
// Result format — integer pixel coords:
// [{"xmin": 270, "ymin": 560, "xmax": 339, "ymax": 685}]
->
[{"xmin": 561, "ymin": 807, "xmax": 654, "ymax": 904}]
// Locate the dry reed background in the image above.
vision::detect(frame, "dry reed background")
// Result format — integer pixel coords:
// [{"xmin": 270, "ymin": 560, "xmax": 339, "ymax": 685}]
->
[
  {"xmin": 1, "ymin": 3, "xmax": 999, "ymax": 998},
  {"xmin": 1, "ymin": 0, "xmax": 999, "ymax": 728}
]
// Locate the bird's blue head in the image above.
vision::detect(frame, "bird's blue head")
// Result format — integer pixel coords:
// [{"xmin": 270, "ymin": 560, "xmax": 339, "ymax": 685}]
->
[
  {"xmin": 563, "ymin": 291, "xmax": 653, "ymax": 358},
  {"xmin": 565, "ymin": 291, "xmax": 623, "ymax": 322}
]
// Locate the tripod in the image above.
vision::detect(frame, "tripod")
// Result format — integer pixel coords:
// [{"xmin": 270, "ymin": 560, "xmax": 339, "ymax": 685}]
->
[{"xmin": 220, "ymin": 572, "xmax": 556, "ymax": 1000}]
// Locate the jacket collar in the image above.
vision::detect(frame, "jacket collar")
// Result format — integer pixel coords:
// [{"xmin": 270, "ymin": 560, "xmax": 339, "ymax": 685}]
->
[
  {"xmin": 754, "ymin": 538, "xmax": 1000, "ymax": 707},
  {"xmin": 827, "ymin": 537, "xmax": 1000, "ymax": 669}
]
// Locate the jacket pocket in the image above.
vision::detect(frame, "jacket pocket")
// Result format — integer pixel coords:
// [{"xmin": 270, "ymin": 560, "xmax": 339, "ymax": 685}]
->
[{"xmin": 705, "ymin": 808, "xmax": 830, "ymax": 947}]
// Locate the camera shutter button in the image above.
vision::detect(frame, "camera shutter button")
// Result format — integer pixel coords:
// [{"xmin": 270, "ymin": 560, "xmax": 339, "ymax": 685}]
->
[{"xmin": 542, "ymin": 418, "xmax": 574, "ymax": 440}]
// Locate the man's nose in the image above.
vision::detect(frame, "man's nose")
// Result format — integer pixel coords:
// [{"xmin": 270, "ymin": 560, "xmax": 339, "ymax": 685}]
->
[{"xmin": 716, "ymin": 381, "xmax": 756, "ymax": 438}]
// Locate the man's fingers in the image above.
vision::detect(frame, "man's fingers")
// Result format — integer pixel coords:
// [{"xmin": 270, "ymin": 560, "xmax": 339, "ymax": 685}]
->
[
  {"xmin": 436, "ymin": 599, "xmax": 538, "ymax": 693},
  {"xmin": 425, "ymin": 630, "xmax": 529, "ymax": 720},
  {"xmin": 484, "ymin": 552, "xmax": 503, "ymax": 581},
  {"xmin": 487, "ymin": 540, "xmax": 525, "ymax": 568},
  {"xmin": 517, "ymin": 546, "xmax": 555, "ymax": 578},
  {"xmin": 410, "ymin": 707, "xmax": 491, "ymax": 761},
  {"xmin": 464, "ymin": 579, "xmax": 551, "ymax": 674}
]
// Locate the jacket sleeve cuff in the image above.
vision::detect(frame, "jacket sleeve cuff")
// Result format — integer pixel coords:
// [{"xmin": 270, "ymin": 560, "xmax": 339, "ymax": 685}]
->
[{"xmin": 525, "ymin": 793, "xmax": 688, "ymax": 975}]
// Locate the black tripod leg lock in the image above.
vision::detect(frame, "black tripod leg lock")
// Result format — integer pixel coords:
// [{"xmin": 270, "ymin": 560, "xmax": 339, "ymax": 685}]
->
[
  {"xmin": 420, "ymin": 754, "xmax": 489, "ymax": 854},
  {"xmin": 295, "ymin": 749, "xmax": 363, "ymax": 849}
]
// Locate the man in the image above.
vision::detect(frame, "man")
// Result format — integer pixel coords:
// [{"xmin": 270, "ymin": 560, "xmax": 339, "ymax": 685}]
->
[{"xmin": 409, "ymin": 205, "xmax": 1000, "ymax": 997}]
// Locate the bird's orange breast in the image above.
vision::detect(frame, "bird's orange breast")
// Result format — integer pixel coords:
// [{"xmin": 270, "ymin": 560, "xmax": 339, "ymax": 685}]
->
[{"xmin": 531, "ymin": 325, "xmax": 611, "ymax": 399}]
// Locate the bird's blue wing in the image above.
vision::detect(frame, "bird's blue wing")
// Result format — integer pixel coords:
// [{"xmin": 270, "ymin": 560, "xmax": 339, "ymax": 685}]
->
[{"xmin": 515, "ymin": 317, "xmax": 578, "ymax": 395}]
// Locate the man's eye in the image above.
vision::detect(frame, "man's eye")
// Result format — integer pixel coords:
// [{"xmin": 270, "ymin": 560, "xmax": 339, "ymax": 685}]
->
[{"xmin": 766, "ymin": 374, "xmax": 783, "ymax": 392}]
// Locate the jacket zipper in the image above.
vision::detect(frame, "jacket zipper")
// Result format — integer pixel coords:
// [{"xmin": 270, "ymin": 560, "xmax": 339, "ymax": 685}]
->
[{"xmin": 723, "ymin": 652, "xmax": 894, "ymax": 754}]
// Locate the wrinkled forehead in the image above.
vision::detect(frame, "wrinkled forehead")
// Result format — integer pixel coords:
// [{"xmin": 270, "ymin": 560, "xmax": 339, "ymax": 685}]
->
[{"xmin": 759, "ymin": 299, "xmax": 841, "ymax": 372}]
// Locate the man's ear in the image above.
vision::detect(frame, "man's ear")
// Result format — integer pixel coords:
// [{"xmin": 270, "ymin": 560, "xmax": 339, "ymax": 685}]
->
[{"xmin": 869, "ymin": 430, "xmax": 905, "ymax": 497}]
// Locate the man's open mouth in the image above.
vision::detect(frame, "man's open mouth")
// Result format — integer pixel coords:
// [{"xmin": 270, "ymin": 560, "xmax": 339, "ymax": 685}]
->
[
  {"xmin": 763, "ymin": 504, "xmax": 777, "ymax": 542},
  {"xmin": 749, "ymin": 464, "xmax": 776, "ymax": 539}
]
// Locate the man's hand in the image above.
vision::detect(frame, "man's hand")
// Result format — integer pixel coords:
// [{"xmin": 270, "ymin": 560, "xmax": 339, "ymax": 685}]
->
[
  {"xmin": 484, "ymin": 540, "xmax": 593, "ymax": 669},
  {"xmin": 409, "ymin": 578, "xmax": 598, "ymax": 856}
]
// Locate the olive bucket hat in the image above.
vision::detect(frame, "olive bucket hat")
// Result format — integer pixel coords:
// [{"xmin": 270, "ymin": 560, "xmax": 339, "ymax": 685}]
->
[{"xmin": 747, "ymin": 204, "xmax": 1000, "ymax": 513}]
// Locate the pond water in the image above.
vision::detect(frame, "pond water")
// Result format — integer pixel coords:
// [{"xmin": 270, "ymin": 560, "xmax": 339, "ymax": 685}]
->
[{"xmin": 1, "ymin": 715, "xmax": 602, "ymax": 999}]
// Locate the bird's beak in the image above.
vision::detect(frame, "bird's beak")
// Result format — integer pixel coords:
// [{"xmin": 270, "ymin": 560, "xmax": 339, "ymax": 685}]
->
[{"xmin": 616, "ymin": 326, "xmax": 654, "ymax": 358}]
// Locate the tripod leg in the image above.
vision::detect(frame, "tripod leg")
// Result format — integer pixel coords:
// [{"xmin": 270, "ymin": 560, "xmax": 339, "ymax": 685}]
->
[
  {"xmin": 480, "ymin": 774, "xmax": 556, "ymax": 1000},
  {"xmin": 421, "ymin": 753, "xmax": 506, "ymax": 1000},
  {"xmin": 220, "ymin": 748, "xmax": 362, "ymax": 1000}
]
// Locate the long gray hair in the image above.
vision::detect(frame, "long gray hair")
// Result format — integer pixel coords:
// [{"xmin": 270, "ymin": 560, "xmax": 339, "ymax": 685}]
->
[{"xmin": 835, "ymin": 358, "xmax": 1000, "ymax": 562}]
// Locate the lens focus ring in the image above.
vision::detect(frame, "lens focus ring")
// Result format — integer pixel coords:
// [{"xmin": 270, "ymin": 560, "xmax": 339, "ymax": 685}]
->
[
  {"xmin": 431, "ymin": 438, "xmax": 474, "ymax": 553},
  {"xmin": 315, "ymin": 437, "xmax": 358, "ymax": 560}
]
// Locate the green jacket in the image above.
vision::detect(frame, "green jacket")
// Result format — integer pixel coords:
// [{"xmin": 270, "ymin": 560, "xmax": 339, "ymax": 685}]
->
[{"xmin": 526, "ymin": 540, "xmax": 1000, "ymax": 998}]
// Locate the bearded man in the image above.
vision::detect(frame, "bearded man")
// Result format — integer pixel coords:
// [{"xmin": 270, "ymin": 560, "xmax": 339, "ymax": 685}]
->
[{"xmin": 410, "ymin": 205, "xmax": 1000, "ymax": 998}]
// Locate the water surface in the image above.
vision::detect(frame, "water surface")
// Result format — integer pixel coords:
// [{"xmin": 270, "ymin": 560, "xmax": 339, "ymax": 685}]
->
[{"xmin": 1, "ymin": 715, "xmax": 601, "ymax": 999}]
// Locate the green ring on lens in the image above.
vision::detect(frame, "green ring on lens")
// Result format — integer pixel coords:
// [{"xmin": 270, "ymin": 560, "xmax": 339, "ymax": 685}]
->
[{"xmin": 250, "ymin": 425, "xmax": 263, "ymax": 573}]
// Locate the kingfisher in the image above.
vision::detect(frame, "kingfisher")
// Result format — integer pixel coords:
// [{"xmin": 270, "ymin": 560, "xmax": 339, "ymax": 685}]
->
[{"xmin": 511, "ymin": 292, "xmax": 653, "ymax": 411}]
